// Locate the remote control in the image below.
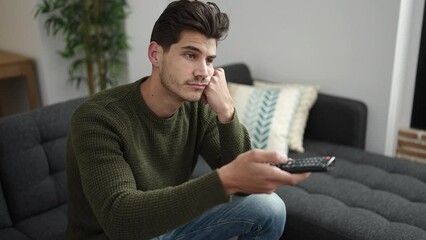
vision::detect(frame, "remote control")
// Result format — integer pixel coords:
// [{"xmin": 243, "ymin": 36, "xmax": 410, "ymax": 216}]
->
[{"xmin": 272, "ymin": 156, "xmax": 336, "ymax": 173}]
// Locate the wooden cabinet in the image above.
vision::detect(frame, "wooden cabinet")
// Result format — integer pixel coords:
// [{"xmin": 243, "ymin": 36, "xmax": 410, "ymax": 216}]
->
[{"xmin": 0, "ymin": 50, "xmax": 40, "ymax": 116}]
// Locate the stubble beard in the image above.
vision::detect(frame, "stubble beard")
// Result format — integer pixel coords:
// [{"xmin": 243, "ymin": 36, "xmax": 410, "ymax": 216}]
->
[{"xmin": 159, "ymin": 68, "xmax": 202, "ymax": 103}]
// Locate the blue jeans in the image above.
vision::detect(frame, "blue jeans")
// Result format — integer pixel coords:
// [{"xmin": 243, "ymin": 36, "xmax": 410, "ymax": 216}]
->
[{"xmin": 152, "ymin": 193, "xmax": 286, "ymax": 240}]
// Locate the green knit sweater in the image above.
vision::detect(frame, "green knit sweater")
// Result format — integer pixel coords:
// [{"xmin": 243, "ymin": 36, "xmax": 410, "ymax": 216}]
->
[{"xmin": 66, "ymin": 78, "xmax": 251, "ymax": 240}]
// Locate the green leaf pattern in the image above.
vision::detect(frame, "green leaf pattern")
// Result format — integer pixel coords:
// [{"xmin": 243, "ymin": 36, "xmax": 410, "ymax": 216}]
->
[
  {"xmin": 230, "ymin": 82, "xmax": 303, "ymax": 155},
  {"xmin": 243, "ymin": 89, "xmax": 280, "ymax": 150}
]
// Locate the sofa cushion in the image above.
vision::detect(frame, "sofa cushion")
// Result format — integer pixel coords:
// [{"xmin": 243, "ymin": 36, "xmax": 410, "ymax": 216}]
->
[
  {"xmin": 0, "ymin": 183, "xmax": 12, "ymax": 230},
  {"xmin": 228, "ymin": 82, "xmax": 302, "ymax": 155},
  {"xmin": 279, "ymin": 139, "xmax": 426, "ymax": 240},
  {"xmin": 0, "ymin": 228, "xmax": 29, "ymax": 240},
  {"xmin": 15, "ymin": 203, "xmax": 67, "ymax": 240},
  {"xmin": 254, "ymin": 81, "xmax": 318, "ymax": 153},
  {"xmin": 0, "ymin": 98, "xmax": 84, "ymax": 239},
  {"xmin": 0, "ymin": 109, "xmax": 68, "ymax": 221}
]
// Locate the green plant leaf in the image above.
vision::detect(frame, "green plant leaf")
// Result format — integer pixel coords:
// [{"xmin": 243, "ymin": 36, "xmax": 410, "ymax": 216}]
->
[{"xmin": 34, "ymin": 0, "xmax": 130, "ymax": 95}]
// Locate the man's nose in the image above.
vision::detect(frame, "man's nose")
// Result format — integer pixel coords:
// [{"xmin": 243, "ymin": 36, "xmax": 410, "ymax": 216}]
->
[{"xmin": 194, "ymin": 61, "xmax": 209, "ymax": 79}]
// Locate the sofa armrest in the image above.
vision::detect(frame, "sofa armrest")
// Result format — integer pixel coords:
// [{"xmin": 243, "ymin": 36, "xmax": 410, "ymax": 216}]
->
[{"xmin": 304, "ymin": 93, "xmax": 367, "ymax": 149}]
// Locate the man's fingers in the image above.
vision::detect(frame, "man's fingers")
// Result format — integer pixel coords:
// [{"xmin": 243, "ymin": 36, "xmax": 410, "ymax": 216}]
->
[
  {"xmin": 244, "ymin": 149, "xmax": 288, "ymax": 164},
  {"xmin": 214, "ymin": 67, "xmax": 224, "ymax": 73}
]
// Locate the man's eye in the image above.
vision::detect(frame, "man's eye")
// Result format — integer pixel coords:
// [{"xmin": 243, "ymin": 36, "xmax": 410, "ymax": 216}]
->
[{"xmin": 186, "ymin": 54, "xmax": 195, "ymax": 59}]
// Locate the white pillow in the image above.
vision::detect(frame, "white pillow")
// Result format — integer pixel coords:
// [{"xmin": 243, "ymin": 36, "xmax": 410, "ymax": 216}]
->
[
  {"xmin": 228, "ymin": 82, "xmax": 303, "ymax": 155},
  {"xmin": 254, "ymin": 80, "xmax": 319, "ymax": 153}
]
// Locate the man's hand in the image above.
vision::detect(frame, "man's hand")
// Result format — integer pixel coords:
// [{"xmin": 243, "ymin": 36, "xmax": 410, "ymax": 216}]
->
[
  {"xmin": 203, "ymin": 68, "xmax": 234, "ymax": 123},
  {"xmin": 217, "ymin": 149, "xmax": 311, "ymax": 195}
]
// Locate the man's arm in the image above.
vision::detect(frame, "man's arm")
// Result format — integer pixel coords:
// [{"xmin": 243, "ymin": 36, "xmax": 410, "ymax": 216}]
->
[
  {"xmin": 198, "ymin": 67, "xmax": 252, "ymax": 168},
  {"xmin": 68, "ymin": 104, "xmax": 231, "ymax": 239},
  {"xmin": 203, "ymin": 68, "xmax": 235, "ymax": 124},
  {"xmin": 201, "ymin": 68, "xmax": 310, "ymax": 195}
]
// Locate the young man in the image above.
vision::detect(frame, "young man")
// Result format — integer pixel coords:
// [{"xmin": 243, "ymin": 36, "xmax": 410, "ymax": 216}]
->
[{"xmin": 66, "ymin": 1, "xmax": 310, "ymax": 239}]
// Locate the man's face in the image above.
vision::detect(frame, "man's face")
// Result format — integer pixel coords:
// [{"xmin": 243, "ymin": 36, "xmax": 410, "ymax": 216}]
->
[{"xmin": 158, "ymin": 30, "xmax": 217, "ymax": 102}]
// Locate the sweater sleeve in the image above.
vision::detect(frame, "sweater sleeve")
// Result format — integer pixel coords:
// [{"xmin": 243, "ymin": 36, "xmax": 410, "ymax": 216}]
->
[
  {"xmin": 199, "ymin": 107, "xmax": 252, "ymax": 169},
  {"xmin": 68, "ymin": 103, "xmax": 230, "ymax": 239}
]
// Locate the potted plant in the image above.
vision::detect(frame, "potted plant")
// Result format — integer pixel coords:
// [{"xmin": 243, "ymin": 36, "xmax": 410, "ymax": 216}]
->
[{"xmin": 34, "ymin": 0, "xmax": 130, "ymax": 95}]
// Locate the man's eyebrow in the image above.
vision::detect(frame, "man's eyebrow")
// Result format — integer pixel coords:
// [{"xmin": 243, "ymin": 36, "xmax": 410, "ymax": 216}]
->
[
  {"xmin": 182, "ymin": 45, "xmax": 217, "ymax": 59},
  {"xmin": 182, "ymin": 45, "xmax": 202, "ymax": 53}
]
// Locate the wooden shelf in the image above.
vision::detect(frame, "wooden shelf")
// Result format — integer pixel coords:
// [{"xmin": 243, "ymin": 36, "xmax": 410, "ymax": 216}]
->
[{"xmin": 0, "ymin": 50, "xmax": 40, "ymax": 115}]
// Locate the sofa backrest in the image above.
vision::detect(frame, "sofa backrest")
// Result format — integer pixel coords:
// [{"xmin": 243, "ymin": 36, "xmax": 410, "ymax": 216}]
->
[
  {"xmin": 0, "ymin": 97, "xmax": 84, "ymax": 224},
  {"xmin": 0, "ymin": 183, "xmax": 12, "ymax": 230},
  {"xmin": 221, "ymin": 62, "xmax": 367, "ymax": 149},
  {"xmin": 221, "ymin": 63, "xmax": 254, "ymax": 85},
  {"xmin": 305, "ymin": 93, "xmax": 367, "ymax": 149}
]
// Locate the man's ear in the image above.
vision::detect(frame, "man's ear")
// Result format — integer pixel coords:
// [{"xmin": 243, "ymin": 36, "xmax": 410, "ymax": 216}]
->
[{"xmin": 148, "ymin": 42, "xmax": 163, "ymax": 66}]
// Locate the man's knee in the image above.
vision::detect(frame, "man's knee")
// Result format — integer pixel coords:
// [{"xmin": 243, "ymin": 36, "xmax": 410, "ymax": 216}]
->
[
  {"xmin": 234, "ymin": 193, "xmax": 286, "ymax": 238},
  {"xmin": 255, "ymin": 193, "xmax": 286, "ymax": 224},
  {"xmin": 238, "ymin": 193, "xmax": 286, "ymax": 226}
]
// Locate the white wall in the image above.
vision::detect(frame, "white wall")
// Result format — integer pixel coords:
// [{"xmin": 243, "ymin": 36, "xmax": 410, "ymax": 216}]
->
[
  {"xmin": 126, "ymin": 0, "xmax": 169, "ymax": 82},
  {"xmin": 0, "ymin": 1, "xmax": 39, "ymax": 59},
  {"xmin": 1, "ymin": 0, "xmax": 423, "ymax": 156},
  {"xmin": 127, "ymin": 0, "xmax": 421, "ymax": 155},
  {"xmin": 0, "ymin": 0, "xmax": 87, "ymax": 106},
  {"xmin": 214, "ymin": 0, "xmax": 401, "ymax": 155}
]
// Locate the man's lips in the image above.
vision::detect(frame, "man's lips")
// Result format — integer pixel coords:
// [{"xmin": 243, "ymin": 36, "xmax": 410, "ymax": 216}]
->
[{"xmin": 187, "ymin": 83, "xmax": 208, "ymax": 90}]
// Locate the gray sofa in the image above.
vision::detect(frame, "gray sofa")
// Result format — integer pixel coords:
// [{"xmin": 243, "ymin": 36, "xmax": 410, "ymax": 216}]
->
[
  {"xmin": 0, "ymin": 98, "xmax": 81, "ymax": 240},
  {"xmin": 0, "ymin": 63, "xmax": 425, "ymax": 240},
  {"xmin": 198, "ymin": 64, "xmax": 426, "ymax": 240}
]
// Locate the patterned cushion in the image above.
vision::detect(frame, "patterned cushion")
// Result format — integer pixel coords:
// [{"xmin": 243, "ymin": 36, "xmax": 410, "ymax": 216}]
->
[
  {"xmin": 228, "ymin": 82, "xmax": 302, "ymax": 155},
  {"xmin": 254, "ymin": 81, "xmax": 319, "ymax": 152}
]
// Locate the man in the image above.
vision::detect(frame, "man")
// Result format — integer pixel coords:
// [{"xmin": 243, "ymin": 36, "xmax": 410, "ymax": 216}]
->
[{"xmin": 66, "ymin": 1, "xmax": 310, "ymax": 239}]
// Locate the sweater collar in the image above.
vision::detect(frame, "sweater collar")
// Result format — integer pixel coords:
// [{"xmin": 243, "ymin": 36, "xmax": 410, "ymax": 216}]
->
[{"xmin": 134, "ymin": 77, "xmax": 183, "ymax": 124}]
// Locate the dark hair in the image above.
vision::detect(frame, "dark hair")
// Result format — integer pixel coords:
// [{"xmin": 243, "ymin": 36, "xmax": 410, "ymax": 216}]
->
[{"xmin": 150, "ymin": 0, "xmax": 230, "ymax": 51}]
